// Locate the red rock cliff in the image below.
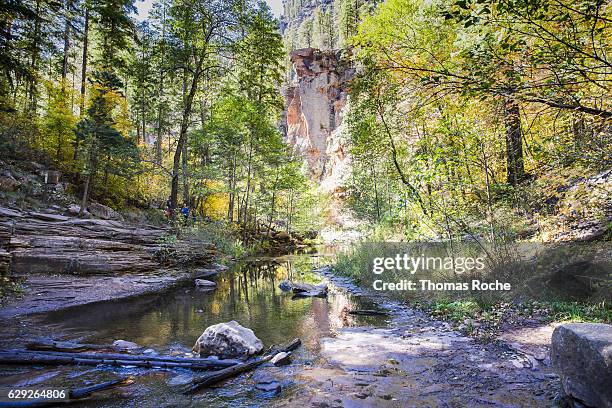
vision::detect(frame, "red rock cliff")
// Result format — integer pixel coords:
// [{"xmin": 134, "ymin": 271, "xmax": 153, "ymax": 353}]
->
[{"xmin": 283, "ymin": 48, "xmax": 353, "ymax": 192}]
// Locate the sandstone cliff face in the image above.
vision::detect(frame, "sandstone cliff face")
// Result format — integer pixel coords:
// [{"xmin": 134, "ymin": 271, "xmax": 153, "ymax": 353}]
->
[{"xmin": 283, "ymin": 48, "xmax": 353, "ymax": 192}]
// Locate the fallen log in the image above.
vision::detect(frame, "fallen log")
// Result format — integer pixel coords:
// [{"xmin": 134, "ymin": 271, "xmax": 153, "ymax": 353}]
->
[
  {"xmin": 26, "ymin": 340, "xmax": 111, "ymax": 352},
  {"xmin": 347, "ymin": 309, "xmax": 389, "ymax": 316},
  {"xmin": 0, "ymin": 350, "xmax": 238, "ymax": 370},
  {"xmin": 185, "ymin": 338, "xmax": 301, "ymax": 394},
  {"xmin": 70, "ymin": 376, "xmax": 135, "ymax": 399},
  {"xmin": 0, "ymin": 377, "xmax": 134, "ymax": 407}
]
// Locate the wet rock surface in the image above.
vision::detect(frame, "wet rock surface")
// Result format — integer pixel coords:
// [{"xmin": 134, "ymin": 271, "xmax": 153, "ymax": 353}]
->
[
  {"xmin": 281, "ymin": 267, "xmax": 560, "ymax": 407},
  {"xmin": 0, "ymin": 271, "xmax": 197, "ymax": 318},
  {"xmin": 195, "ymin": 279, "xmax": 217, "ymax": 288}
]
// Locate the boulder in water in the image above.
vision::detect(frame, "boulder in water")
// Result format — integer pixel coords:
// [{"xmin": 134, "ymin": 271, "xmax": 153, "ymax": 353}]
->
[
  {"xmin": 192, "ymin": 320, "xmax": 263, "ymax": 358},
  {"xmin": 291, "ymin": 282, "xmax": 327, "ymax": 294},
  {"xmin": 112, "ymin": 340, "xmax": 140, "ymax": 351},
  {"xmin": 551, "ymin": 323, "xmax": 612, "ymax": 408}
]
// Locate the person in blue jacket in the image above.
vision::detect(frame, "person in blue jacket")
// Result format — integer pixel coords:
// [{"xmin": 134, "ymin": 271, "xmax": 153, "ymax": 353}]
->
[{"xmin": 181, "ymin": 203, "xmax": 190, "ymax": 225}]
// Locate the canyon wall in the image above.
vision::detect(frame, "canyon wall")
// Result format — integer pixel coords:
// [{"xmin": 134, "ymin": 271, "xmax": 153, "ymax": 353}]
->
[{"xmin": 283, "ymin": 47, "xmax": 353, "ymax": 193}]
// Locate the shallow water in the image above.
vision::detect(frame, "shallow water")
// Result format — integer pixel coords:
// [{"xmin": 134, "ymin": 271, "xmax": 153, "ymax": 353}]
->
[{"xmin": 0, "ymin": 254, "xmax": 389, "ymax": 407}]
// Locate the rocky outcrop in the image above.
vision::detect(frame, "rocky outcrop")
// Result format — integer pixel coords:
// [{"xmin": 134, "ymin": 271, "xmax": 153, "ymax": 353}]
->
[
  {"xmin": 283, "ymin": 48, "xmax": 353, "ymax": 189},
  {"xmin": 551, "ymin": 323, "xmax": 612, "ymax": 407},
  {"xmin": 0, "ymin": 206, "xmax": 215, "ymax": 275},
  {"xmin": 542, "ymin": 169, "xmax": 611, "ymax": 242},
  {"xmin": 192, "ymin": 321, "xmax": 264, "ymax": 359}
]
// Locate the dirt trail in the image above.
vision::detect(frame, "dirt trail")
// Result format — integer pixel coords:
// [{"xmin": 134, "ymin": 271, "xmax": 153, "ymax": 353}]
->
[{"xmin": 278, "ymin": 268, "xmax": 560, "ymax": 407}]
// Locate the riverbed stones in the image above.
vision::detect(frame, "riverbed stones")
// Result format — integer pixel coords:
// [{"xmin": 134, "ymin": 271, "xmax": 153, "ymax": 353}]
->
[
  {"xmin": 279, "ymin": 280, "xmax": 328, "ymax": 296},
  {"xmin": 551, "ymin": 323, "xmax": 612, "ymax": 408},
  {"xmin": 254, "ymin": 372, "xmax": 281, "ymax": 394},
  {"xmin": 192, "ymin": 320, "xmax": 263, "ymax": 359}
]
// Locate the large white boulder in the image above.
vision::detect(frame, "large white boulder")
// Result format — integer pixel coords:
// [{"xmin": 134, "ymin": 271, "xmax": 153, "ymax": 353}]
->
[
  {"xmin": 551, "ymin": 323, "xmax": 612, "ymax": 407},
  {"xmin": 192, "ymin": 320, "xmax": 263, "ymax": 359}
]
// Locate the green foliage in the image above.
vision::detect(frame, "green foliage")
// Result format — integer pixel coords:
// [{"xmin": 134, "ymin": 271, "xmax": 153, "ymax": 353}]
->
[
  {"xmin": 41, "ymin": 82, "xmax": 77, "ymax": 164},
  {"xmin": 341, "ymin": 0, "xmax": 611, "ymax": 242},
  {"xmin": 546, "ymin": 301, "xmax": 611, "ymax": 323}
]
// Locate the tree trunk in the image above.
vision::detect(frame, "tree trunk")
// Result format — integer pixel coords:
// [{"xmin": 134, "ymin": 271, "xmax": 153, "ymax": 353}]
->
[
  {"xmin": 79, "ymin": 7, "xmax": 89, "ymax": 117},
  {"xmin": 27, "ymin": 0, "xmax": 42, "ymax": 113},
  {"xmin": 503, "ymin": 95, "xmax": 525, "ymax": 186},
  {"xmin": 227, "ymin": 155, "xmax": 236, "ymax": 222},
  {"xmin": 79, "ymin": 172, "xmax": 92, "ymax": 217},
  {"xmin": 182, "ymin": 142, "xmax": 189, "ymax": 205},
  {"xmin": 170, "ymin": 60, "xmax": 204, "ymax": 209},
  {"xmin": 242, "ymin": 136, "xmax": 254, "ymax": 230},
  {"xmin": 154, "ymin": 3, "xmax": 167, "ymax": 164},
  {"xmin": 61, "ymin": 12, "xmax": 70, "ymax": 91},
  {"xmin": 79, "ymin": 137, "xmax": 96, "ymax": 217}
]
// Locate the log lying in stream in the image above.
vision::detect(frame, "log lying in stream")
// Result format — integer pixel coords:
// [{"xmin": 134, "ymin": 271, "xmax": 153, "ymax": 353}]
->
[
  {"xmin": 347, "ymin": 309, "xmax": 389, "ymax": 316},
  {"xmin": 27, "ymin": 340, "xmax": 112, "ymax": 352},
  {"xmin": 0, "ymin": 350, "xmax": 239, "ymax": 371},
  {"xmin": 0, "ymin": 377, "xmax": 134, "ymax": 408},
  {"xmin": 184, "ymin": 338, "xmax": 301, "ymax": 394}
]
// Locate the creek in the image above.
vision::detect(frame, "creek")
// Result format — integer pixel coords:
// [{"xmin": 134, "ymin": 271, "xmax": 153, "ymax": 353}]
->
[{"xmin": 0, "ymin": 253, "xmax": 390, "ymax": 407}]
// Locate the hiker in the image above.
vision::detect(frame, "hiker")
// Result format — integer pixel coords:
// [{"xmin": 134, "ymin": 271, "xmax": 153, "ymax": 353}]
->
[
  {"xmin": 181, "ymin": 203, "xmax": 190, "ymax": 225},
  {"xmin": 164, "ymin": 197, "xmax": 174, "ymax": 219}
]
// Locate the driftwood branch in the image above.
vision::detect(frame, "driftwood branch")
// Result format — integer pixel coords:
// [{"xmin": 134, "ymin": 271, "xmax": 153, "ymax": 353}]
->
[
  {"xmin": 0, "ymin": 350, "xmax": 238, "ymax": 371},
  {"xmin": 185, "ymin": 338, "xmax": 301, "ymax": 394},
  {"xmin": 0, "ymin": 377, "xmax": 134, "ymax": 407}
]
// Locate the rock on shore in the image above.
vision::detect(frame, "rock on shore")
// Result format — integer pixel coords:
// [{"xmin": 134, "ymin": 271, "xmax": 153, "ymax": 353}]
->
[
  {"xmin": 551, "ymin": 323, "xmax": 612, "ymax": 407},
  {"xmin": 0, "ymin": 206, "xmax": 215, "ymax": 275}
]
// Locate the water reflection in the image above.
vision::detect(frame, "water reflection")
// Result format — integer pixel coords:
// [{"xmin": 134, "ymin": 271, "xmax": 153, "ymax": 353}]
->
[{"xmin": 31, "ymin": 255, "xmax": 386, "ymax": 356}]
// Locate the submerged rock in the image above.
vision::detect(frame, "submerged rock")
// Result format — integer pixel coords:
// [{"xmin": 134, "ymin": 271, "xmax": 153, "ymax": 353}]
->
[
  {"xmin": 192, "ymin": 320, "xmax": 263, "ymax": 359},
  {"xmin": 255, "ymin": 381, "xmax": 281, "ymax": 394},
  {"xmin": 551, "ymin": 323, "xmax": 612, "ymax": 408},
  {"xmin": 254, "ymin": 372, "xmax": 282, "ymax": 394}
]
